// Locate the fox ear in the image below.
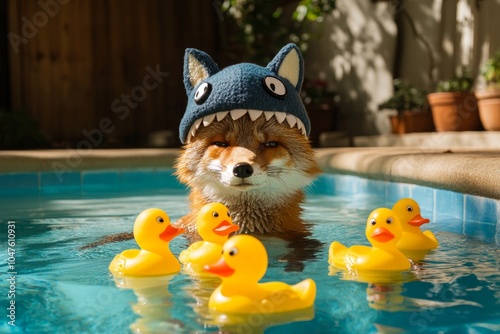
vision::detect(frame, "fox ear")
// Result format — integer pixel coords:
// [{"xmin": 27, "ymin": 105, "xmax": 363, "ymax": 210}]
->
[
  {"xmin": 266, "ymin": 43, "xmax": 304, "ymax": 91},
  {"xmin": 183, "ymin": 48, "xmax": 220, "ymax": 94}
]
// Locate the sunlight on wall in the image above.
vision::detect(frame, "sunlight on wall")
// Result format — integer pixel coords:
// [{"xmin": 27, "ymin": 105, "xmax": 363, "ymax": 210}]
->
[{"xmin": 305, "ymin": 0, "xmax": 397, "ymax": 136}]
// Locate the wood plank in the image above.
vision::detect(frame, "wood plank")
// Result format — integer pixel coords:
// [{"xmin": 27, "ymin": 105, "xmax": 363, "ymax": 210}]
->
[
  {"xmin": 90, "ymin": 0, "xmax": 113, "ymax": 146},
  {"xmin": 5, "ymin": 0, "xmax": 219, "ymax": 146}
]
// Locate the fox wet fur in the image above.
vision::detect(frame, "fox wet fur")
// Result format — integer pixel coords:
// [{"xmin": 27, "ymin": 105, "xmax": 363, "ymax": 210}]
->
[{"xmin": 175, "ymin": 113, "xmax": 321, "ymax": 241}]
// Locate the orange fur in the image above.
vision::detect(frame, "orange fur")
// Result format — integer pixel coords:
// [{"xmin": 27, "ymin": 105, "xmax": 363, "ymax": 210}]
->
[{"xmin": 175, "ymin": 114, "xmax": 321, "ymax": 241}]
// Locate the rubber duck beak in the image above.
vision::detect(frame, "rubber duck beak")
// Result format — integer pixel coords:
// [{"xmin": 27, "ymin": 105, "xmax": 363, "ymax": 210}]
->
[
  {"xmin": 408, "ymin": 214, "xmax": 430, "ymax": 227},
  {"xmin": 212, "ymin": 220, "xmax": 240, "ymax": 236},
  {"xmin": 371, "ymin": 227, "xmax": 394, "ymax": 243},
  {"xmin": 159, "ymin": 225, "xmax": 184, "ymax": 242},
  {"xmin": 204, "ymin": 258, "xmax": 235, "ymax": 277}
]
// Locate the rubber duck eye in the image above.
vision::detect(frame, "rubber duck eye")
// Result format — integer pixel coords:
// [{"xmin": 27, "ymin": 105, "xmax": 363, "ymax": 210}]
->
[
  {"xmin": 227, "ymin": 211, "xmax": 230, "ymax": 217},
  {"xmin": 406, "ymin": 205, "xmax": 413, "ymax": 212},
  {"xmin": 262, "ymin": 76, "xmax": 287, "ymax": 98},
  {"xmin": 386, "ymin": 217, "xmax": 393, "ymax": 224},
  {"xmin": 370, "ymin": 219, "xmax": 376, "ymax": 225},
  {"xmin": 229, "ymin": 248, "xmax": 238, "ymax": 256},
  {"xmin": 156, "ymin": 216, "xmax": 164, "ymax": 223},
  {"xmin": 194, "ymin": 82, "xmax": 212, "ymax": 104},
  {"xmin": 212, "ymin": 212, "xmax": 219, "ymax": 218}
]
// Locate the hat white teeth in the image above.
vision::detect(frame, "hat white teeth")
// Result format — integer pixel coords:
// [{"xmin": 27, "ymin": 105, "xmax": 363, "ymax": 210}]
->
[
  {"xmin": 230, "ymin": 109, "xmax": 247, "ymax": 120},
  {"xmin": 248, "ymin": 110, "xmax": 263, "ymax": 121},
  {"xmin": 274, "ymin": 112, "xmax": 287, "ymax": 124},
  {"xmin": 286, "ymin": 114, "xmax": 297, "ymax": 128},
  {"xmin": 186, "ymin": 109, "xmax": 308, "ymax": 143},
  {"xmin": 296, "ymin": 118, "xmax": 304, "ymax": 131},
  {"xmin": 194, "ymin": 118, "xmax": 203, "ymax": 130},
  {"xmin": 216, "ymin": 111, "xmax": 228, "ymax": 121},
  {"xmin": 264, "ymin": 111, "xmax": 274, "ymax": 121},
  {"xmin": 203, "ymin": 114, "xmax": 216, "ymax": 127}
]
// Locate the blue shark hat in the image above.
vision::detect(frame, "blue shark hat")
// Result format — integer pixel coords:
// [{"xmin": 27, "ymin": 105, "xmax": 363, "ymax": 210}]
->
[{"xmin": 179, "ymin": 43, "xmax": 311, "ymax": 143}]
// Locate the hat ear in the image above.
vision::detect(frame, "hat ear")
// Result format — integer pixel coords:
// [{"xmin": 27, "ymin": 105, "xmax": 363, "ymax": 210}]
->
[
  {"xmin": 266, "ymin": 43, "xmax": 304, "ymax": 91},
  {"xmin": 183, "ymin": 48, "xmax": 220, "ymax": 95}
]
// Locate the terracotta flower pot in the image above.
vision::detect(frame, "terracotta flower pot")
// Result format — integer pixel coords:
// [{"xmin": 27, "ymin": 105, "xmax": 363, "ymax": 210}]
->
[
  {"xmin": 475, "ymin": 89, "xmax": 500, "ymax": 131},
  {"xmin": 427, "ymin": 92, "xmax": 481, "ymax": 131},
  {"xmin": 389, "ymin": 110, "xmax": 435, "ymax": 134}
]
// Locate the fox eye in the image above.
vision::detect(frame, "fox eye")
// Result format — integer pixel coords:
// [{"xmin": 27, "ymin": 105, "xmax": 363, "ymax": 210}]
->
[
  {"xmin": 370, "ymin": 219, "xmax": 376, "ymax": 225},
  {"xmin": 156, "ymin": 216, "xmax": 164, "ymax": 223},
  {"xmin": 194, "ymin": 82, "xmax": 212, "ymax": 104},
  {"xmin": 262, "ymin": 76, "xmax": 287, "ymax": 99},
  {"xmin": 386, "ymin": 217, "xmax": 393, "ymax": 224},
  {"xmin": 212, "ymin": 141, "xmax": 228, "ymax": 147},
  {"xmin": 264, "ymin": 141, "xmax": 278, "ymax": 148},
  {"xmin": 406, "ymin": 205, "xmax": 413, "ymax": 212}
]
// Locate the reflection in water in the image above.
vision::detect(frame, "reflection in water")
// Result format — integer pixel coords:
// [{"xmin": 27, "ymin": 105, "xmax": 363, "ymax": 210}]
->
[
  {"xmin": 111, "ymin": 275, "xmax": 184, "ymax": 333},
  {"xmin": 401, "ymin": 248, "xmax": 434, "ymax": 264}
]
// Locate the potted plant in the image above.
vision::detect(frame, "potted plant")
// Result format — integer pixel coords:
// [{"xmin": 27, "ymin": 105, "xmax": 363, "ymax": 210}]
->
[
  {"xmin": 427, "ymin": 67, "xmax": 482, "ymax": 132},
  {"xmin": 476, "ymin": 51, "xmax": 500, "ymax": 131},
  {"xmin": 378, "ymin": 79, "xmax": 433, "ymax": 134}
]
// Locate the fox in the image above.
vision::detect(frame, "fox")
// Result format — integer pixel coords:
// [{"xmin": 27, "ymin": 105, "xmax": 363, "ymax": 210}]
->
[{"xmin": 176, "ymin": 43, "xmax": 321, "ymax": 242}]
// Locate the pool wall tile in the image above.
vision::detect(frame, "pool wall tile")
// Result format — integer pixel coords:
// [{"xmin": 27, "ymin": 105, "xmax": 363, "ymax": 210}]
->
[
  {"xmin": 0, "ymin": 172, "xmax": 39, "ymax": 195},
  {"xmin": 82, "ymin": 171, "xmax": 121, "ymax": 192},
  {"xmin": 154, "ymin": 169, "xmax": 184, "ymax": 190},
  {"xmin": 385, "ymin": 182, "xmax": 411, "ymax": 205},
  {"xmin": 464, "ymin": 195, "xmax": 499, "ymax": 224},
  {"xmin": 120, "ymin": 170, "xmax": 155, "ymax": 188},
  {"xmin": 434, "ymin": 189, "xmax": 464, "ymax": 219},
  {"xmin": 365, "ymin": 179, "xmax": 385, "ymax": 199},
  {"xmin": 40, "ymin": 171, "xmax": 82, "ymax": 194},
  {"xmin": 409, "ymin": 185, "xmax": 435, "ymax": 219}
]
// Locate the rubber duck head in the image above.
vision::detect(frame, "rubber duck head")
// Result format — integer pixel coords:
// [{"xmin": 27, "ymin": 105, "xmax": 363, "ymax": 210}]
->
[
  {"xmin": 392, "ymin": 198, "xmax": 430, "ymax": 232},
  {"xmin": 196, "ymin": 202, "xmax": 239, "ymax": 244},
  {"xmin": 365, "ymin": 208, "xmax": 402, "ymax": 247},
  {"xmin": 204, "ymin": 234, "xmax": 267, "ymax": 283},
  {"xmin": 133, "ymin": 208, "xmax": 184, "ymax": 254}
]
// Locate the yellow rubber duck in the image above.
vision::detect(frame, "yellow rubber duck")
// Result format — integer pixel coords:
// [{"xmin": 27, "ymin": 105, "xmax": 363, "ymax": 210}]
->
[
  {"xmin": 109, "ymin": 208, "xmax": 184, "ymax": 277},
  {"xmin": 179, "ymin": 202, "xmax": 239, "ymax": 273},
  {"xmin": 329, "ymin": 208, "xmax": 411, "ymax": 272},
  {"xmin": 204, "ymin": 234, "xmax": 316, "ymax": 314},
  {"xmin": 392, "ymin": 198, "xmax": 438, "ymax": 251}
]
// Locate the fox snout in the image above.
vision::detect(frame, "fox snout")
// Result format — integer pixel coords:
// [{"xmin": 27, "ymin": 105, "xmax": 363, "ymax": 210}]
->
[{"xmin": 233, "ymin": 163, "xmax": 254, "ymax": 178}]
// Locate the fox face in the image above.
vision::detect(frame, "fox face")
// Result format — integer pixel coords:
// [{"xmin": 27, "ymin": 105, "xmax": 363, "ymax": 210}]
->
[{"xmin": 176, "ymin": 44, "xmax": 321, "ymax": 237}]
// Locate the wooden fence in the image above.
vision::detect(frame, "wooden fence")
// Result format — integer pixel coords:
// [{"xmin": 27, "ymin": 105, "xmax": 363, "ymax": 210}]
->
[{"xmin": 6, "ymin": 0, "xmax": 218, "ymax": 147}]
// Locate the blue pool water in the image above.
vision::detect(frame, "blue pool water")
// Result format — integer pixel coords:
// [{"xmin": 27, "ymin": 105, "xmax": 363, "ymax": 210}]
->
[{"xmin": 0, "ymin": 171, "xmax": 499, "ymax": 333}]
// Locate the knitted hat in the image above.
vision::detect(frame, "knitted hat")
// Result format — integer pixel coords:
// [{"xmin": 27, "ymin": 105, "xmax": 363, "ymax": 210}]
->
[{"xmin": 179, "ymin": 43, "xmax": 310, "ymax": 144}]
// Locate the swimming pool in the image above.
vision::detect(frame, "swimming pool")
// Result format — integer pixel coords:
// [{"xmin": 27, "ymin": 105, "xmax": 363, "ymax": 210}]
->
[{"xmin": 0, "ymin": 169, "xmax": 499, "ymax": 333}]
